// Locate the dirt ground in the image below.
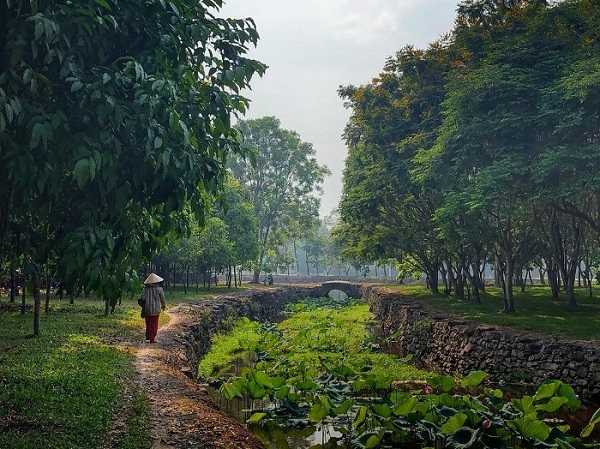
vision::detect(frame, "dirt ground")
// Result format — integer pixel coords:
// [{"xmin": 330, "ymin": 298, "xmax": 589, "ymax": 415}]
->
[{"xmin": 132, "ymin": 301, "xmax": 264, "ymax": 449}]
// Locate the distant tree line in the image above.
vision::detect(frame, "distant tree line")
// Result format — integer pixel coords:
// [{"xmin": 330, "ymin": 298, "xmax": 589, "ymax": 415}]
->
[
  {"xmin": 336, "ymin": 0, "xmax": 600, "ymax": 311},
  {"xmin": 262, "ymin": 212, "xmax": 399, "ymax": 280}
]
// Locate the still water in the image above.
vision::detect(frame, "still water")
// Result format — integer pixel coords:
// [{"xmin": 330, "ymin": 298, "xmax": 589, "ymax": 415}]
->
[{"xmin": 207, "ymin": 385, "xmax": 347, "ymax": 449}]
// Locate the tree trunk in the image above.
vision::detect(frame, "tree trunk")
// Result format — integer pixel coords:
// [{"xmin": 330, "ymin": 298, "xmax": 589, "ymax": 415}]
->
[
  {"xmin": 173, "ymin": 263, "xmax": 176, "ymax": 290},
  {"xmin": 478, "ymin": 261, "xmax": 486, "ymax": 292},
  {"xmin": 565, "ymin": 265, "xmax": 578, "ymax": 309},
  {"xmin": 253, "ymin": 224, "xmax": 271, "ymax": 283},
  {"xmin": 447, "ymin": 264, "xmax": 456, "ymax": 295},
  {"xmin": 470, "ymin": 263, "xmax": 481, "ymax": 304},
  {"xmin": 494, "ymin": 255, "xmax": 502, "ymax": 287},
  {"xmin": 9, "ymin": 262, "xmax": 16, "ymax": 303},
  {"xmin": 548, "ymin": 267, "xmax": 560, "ymax": 299},
  {"xmin": 427, "ymin": 261, "xmax": 440, "ymax": 294},
  {"xmin": 440, "ymin": 263, "xmax": 449, "ymax": 295},
  {"xmin": 44, "ymin": 265, "xmax": 51, "ymax": 314},
  {"xmin": 293, "ymin": 240, "xmax": 299, "ymax": 273},
  {"xmin": 185, "ymin": 265, "xmax": 189, "ymax": 294},
  {"xmin": 455, "ymin": 271, "xmax": 465, "ymax": 299},
  {"xmin": 32, "ymin": 272, "xmax": 41, "ymax": 336},
  {"xmin": 504, "ymin": 257, "xmax": 515, "ymax": 313},
  {"xmin": 21, "ymin": 276, "xmax": 26, "ymax": 315},
  {"xmin": 305, "ymin": 249, "xmax": 310, "ymax": 276}
]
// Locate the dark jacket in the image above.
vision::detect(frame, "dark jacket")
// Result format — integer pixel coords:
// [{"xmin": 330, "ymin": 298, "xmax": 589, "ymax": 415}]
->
[{"xmin": 141, "ymin": 285, "xmax": 165, "ymax": 317}]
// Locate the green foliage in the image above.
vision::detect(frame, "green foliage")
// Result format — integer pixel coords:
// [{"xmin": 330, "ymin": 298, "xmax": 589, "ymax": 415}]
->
[
  {"xmin": 247, "ymin": 412, "xmax": 268, "ymax": 425},
  {"xmin": 201, "ymin": 300, "xmax": 428, "ymax": 385},
  {"xmin": 0, "ymin": 0, "xmax": 265, "ymax": 326},
  {"xmin": 460, "ymin": 370, "xmax": 488, "ymax": 389},
  {"xmin": 154, "ymin": 177, "xmax": 258, "ymax": 288},
  {"xmin": 198, "ymin": 318, "xmax": 265, "ymax": 379},
  {"xmin": 337, "ymin": 43, "xmax": 450, "ymax": 291},
  {"xmin": 582, "ymin": 408, "xmax": 600, "ymax": 439},
  {"xmin": 336, "ymin": 0, "xmax": 600, "ymax": 311},
  {"xmin": 230, "ymin": 117, "xmax": 329, "ymax": 281},
  {"xmin": 204, "ymin": 297, "xmax": 594, "ymax": 448},
  {"xmin": 308, "ymin": 395, "xmax": 332, "ymax": 423}
]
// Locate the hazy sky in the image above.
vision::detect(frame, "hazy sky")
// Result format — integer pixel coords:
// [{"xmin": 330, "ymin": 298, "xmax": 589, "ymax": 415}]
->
[{"xmin": 220, "ymin": 0, "xmax": 459, "ymax": 216}]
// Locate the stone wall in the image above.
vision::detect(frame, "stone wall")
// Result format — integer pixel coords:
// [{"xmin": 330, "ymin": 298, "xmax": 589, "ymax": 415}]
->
[
  {"xmin": 363, "ymin": 286, "xmax": 600, "ymax": 401},
  {"xmin": 179, "ymin": 283, "xmax": 600, "ymax": 400}
]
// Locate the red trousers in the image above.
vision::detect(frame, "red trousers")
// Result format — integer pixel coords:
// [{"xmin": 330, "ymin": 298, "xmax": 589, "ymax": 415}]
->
[{"xmin": 145, "ymin": 315, "xmax": 159, "ymax": 343}]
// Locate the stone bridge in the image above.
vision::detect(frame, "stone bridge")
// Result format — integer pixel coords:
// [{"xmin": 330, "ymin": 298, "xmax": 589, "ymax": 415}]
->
[{"xmin": 314, "ymin": 280, "xmax": 362, "ymax": 298}]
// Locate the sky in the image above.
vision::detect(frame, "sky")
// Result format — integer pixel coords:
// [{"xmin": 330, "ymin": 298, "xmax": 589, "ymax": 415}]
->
[{"xmin": 220, "ymin": 0, "xmax": 459, "ymax": 216}]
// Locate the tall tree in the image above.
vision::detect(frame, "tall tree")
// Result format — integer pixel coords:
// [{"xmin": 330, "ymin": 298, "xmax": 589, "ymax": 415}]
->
[
  {"xmin": 0, "ymin": 0, "xmax": 265, "ymax": 331},
  {"xmin": 230, "ymin": 117, "xmax": 328, "ymax": 283},
  {"xmin": 338, "ymin": 44, "xmax": 451, "ymax": 293}
]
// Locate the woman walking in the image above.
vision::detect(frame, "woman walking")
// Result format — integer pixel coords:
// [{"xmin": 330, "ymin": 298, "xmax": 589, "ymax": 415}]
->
[{"xmin": 140, "ymin": 273, "xmax": 166, "ymax": 343}]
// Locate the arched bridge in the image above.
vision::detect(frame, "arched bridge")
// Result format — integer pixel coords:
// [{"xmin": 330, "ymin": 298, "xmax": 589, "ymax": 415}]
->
[{"xmin": 315, "ymin": 281, "xmax": 362, "ymax": 299}]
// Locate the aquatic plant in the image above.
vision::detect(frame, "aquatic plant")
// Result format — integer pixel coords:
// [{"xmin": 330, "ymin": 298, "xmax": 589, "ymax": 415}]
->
[{"xmin": 201, "ymin": 298, "xmax": 600, "ymax": 448}]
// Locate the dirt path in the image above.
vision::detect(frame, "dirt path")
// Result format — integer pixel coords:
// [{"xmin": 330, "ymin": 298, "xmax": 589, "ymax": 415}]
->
[{"xmin": 133, "ymin": 300, "xmax": 264, "ymax": 449}]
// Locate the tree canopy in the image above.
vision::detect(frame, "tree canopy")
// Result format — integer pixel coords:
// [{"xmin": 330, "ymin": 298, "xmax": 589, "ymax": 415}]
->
[
  {"xmin": 0, "ymin": 0, "xmax": 265, "ymax": 332},
  {"xmin": 337, "ymin": 0, "xmax": 600, "ymax": 311},
  {"xmin": 230, "ymin": 116, "xmax": 329, "ymax": 282}
]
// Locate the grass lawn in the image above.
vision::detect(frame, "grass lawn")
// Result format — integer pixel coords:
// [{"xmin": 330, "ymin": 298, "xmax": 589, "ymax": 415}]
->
[
  {"xmin": 0, "ymin": 284, "xmax": 245, "ymax": 449},
  {"xmin": 384, "ymin": 284, "xmax": 600, "ymax": 341}
]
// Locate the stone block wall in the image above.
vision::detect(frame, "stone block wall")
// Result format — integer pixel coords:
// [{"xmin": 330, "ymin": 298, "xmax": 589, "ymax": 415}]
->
[{"xmin": 362, "ymin": 286, "xmax": 600, "ymax": 401}]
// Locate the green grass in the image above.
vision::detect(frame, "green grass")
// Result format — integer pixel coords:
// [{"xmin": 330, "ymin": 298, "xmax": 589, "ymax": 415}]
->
[
  {"xmin": 0, "ymin": 284, "xmax": 245, "ymax": 449},
  {"xmin": 165, "ymin": 284, "xmax": 248, "ymax": 304},
  {"xmin": 384, "ymin": 284, "xmax": 600, "ymax": 340},
  {"xmin": 115, "ymin": 390, "xmax": 152, "ymax": 449},
  {"xmin": 0, "ymin": 300, "xmax": 141, "ymax": 449},
  {"xmin": 199, "ymin": 301, "xmax": 431, "ymax": 385}
]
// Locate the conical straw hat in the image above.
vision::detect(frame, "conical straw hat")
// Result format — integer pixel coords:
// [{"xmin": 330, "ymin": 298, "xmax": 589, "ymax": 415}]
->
[{"xmin": 144, "ymin": 273, "xmax": 164, "ymax": 285}]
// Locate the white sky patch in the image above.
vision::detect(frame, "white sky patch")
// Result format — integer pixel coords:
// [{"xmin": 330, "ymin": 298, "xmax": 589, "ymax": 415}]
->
[{"xmin": 221, "ymin": 0, "xmax": 458, "ymax": 216}]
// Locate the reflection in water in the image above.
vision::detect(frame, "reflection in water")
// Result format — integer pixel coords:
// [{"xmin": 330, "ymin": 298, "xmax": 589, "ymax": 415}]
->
[
  {"xmin": 251, "ymin": 422, "xmax": 346, "ymax": 449},
  {"xmin": 327, "ymin": 290, "xmax": 348, "ymax": 301},
  {"xmin": 207, "ymin": 384, "xmax": 348, "ymax": 449}
]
